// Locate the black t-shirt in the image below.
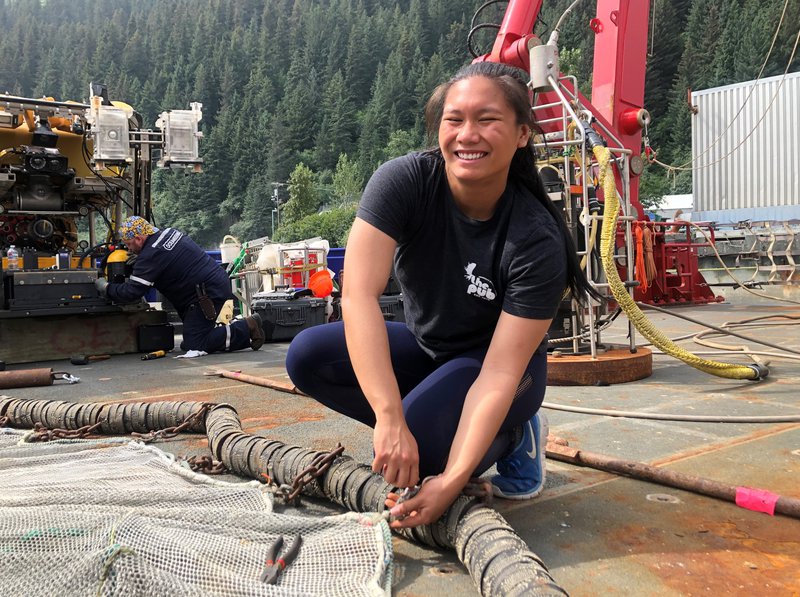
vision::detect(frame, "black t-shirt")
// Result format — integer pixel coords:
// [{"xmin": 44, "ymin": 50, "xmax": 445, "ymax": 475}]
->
[{"xmin": 357, "ymin": 151, "xmax": 567, "ymax": 361}]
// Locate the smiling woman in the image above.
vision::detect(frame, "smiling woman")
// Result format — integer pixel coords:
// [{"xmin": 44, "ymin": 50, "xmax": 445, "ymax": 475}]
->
[
  {"xmin": 436, "ymin": 77, "xmax": 531, "ymax": 220},
  {"xmin": 285, "ymin": 62, "xmax": 596, "ymax": 529}
]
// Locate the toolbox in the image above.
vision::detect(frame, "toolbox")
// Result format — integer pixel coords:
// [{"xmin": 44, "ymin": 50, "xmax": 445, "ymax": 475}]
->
[
  {"xmin": 378, "ymin": 294, "xmax": 405, "ymax": 322},
  {"xmin": 251, "ymin": 292, "xmax": 327, "ymax": 342},
  {"xmin": 330, "ymin": 294, "xmax": 405, "ymax": 323},
  {"xmin": 137, "ymin": 323, "xmax": 175, "ymax": 352}
]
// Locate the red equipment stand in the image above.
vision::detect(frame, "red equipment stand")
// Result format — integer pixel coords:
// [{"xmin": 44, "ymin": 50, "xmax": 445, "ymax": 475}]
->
[{"xmin": 618, "ymin": 220, "xmax": 723, "ymax": 305}]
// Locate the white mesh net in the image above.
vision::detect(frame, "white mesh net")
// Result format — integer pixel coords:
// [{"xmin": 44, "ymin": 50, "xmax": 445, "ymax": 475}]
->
[{"xmin": 0, "ymin": 429, "xmax": 392, "ymax": 596}]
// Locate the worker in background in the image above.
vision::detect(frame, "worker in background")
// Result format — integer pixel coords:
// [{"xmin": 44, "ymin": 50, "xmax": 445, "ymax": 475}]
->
[
  {"xmin": 286, "ymin": 63, "xmax": 597, "ymax": 528},
  {"xmin": 96, "ymin": 216, "xmax": 264, "ymax": 354}
]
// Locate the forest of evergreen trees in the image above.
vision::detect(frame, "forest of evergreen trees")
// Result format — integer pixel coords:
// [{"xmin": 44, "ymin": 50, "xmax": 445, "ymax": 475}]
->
[{"xmin": 1, "ymin": 0, "xmax": 797, "ymax": 247}]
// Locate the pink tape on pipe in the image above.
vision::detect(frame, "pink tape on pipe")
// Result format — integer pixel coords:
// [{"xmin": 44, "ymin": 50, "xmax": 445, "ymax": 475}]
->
[{"xmin": 735, "ymin": 486, "xmax": 780, "ymax": 515}]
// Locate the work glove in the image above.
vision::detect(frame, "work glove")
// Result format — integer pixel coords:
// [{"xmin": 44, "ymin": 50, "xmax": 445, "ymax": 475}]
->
[{"xmin": 95, "ymin": 276, "xmax": 109, "ymax": 296}]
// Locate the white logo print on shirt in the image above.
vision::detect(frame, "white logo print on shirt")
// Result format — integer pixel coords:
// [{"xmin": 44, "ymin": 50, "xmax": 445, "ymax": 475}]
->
[{"xmin": 465, "ymin": 262, "xmax": 496, "ymax": 301}]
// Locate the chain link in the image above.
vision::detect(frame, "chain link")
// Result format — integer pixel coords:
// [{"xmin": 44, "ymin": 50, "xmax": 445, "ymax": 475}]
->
[
  {"xmin": 17, "ymin": 406, "xmax": 346, "ymax": 508},
  {"xmin": 256, "ymin": 443, "xmax": 345, "ymax": 505},
  {"xmin": 285, "ymin": 442, "xmax": 345, "ymax": 502},
  {"xmin": 259, "ymin": 464, "xmax": 297, "ymax": 503},
  {"xmin": 462, "ymin": 477, "xmax": 493, "ymax": 505},
  {"xmin": 185, "ymin": 455, "xmax": 227, "ymax": 475},
  {"xmin": 14, "ymin": 402, "xmax": 213, "ymax": 444},
  {"xmin": 28, "ymin": 421, "xmax": 104, "ymax": 442},
  {"xmin": 131, "ymin": 403, "xmax": 213, "ymax": 444}
]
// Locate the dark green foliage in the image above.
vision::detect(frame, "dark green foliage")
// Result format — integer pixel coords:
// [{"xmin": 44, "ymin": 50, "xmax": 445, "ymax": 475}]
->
[
  {"xmin": 314, "ymin": 71, "xmax": 357, "ymax": 172},
  {"xmin": 644, "ymin": 0, "xmax": 686, "ymax": 131},
  {"xmin": 331, "ymin": 154, "xmax": 364, "ymax": 205},
  {"xmin": 1, "ymin": 0, "xmax": 794, "ymax": 241},
  {"xmin": 228, "ymin": 173, "xmax": 276, "ymax": 242},
  {"xmin": 273, "ymin": 204, "xmax": 358, "ymax": 247},
  {"xmin": 280, "ymin": 163, "xmax": 321, "ymax": 227}
]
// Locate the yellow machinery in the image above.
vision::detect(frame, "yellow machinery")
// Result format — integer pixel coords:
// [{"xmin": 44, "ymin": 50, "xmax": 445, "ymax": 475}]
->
[{"xmin": 0, "ymin": 83, "xmax": 202, "ymax": 316}]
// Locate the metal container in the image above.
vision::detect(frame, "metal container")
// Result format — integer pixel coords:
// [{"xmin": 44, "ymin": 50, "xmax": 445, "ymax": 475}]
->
[{"xmin": 691, "ymin": 71, "xmax": 800, "ymax": 222}]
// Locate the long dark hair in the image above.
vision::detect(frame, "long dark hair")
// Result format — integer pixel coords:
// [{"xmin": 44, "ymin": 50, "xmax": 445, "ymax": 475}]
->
[{"xmin": 424, "ymin": 61, "xmax": 598, "ymax": 302}]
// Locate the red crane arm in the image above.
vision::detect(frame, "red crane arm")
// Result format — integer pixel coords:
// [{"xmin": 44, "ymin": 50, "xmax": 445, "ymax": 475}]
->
[
  {"xmin": 484, "ymin": 0, "xmax": 544, "ymax": 67},
  {"xmin": 475, "ymin": 0, "xmax": 650, "ymax": 215}
]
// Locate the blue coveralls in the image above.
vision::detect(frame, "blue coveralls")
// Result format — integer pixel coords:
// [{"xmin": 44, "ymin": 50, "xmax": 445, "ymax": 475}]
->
[{"xmin": 107, "ymin": 228, "xmax": 251, "ymax": 353}]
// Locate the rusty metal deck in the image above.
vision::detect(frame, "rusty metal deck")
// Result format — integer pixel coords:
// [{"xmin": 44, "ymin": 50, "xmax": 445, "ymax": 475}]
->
[{"xmin": 6, "ymin": 300, "xmax": 800, "ymax": 596}]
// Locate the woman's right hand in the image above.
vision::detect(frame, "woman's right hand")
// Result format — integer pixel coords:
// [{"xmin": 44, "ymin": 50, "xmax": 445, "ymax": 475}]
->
[{"xmin": 372, "ymin": 418, "xmax": 420, "ymax": 489}]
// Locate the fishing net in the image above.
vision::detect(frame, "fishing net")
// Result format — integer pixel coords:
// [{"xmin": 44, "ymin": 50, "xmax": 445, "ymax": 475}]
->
[{"xmin": 0, "ymin": 429, "xmax": 392, "ymax": 596}]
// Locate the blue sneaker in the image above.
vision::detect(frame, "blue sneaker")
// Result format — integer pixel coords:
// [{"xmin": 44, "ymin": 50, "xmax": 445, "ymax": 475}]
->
[{"xmin": 491, "ymin": 412, "xmax": 549, "ymax": 500}]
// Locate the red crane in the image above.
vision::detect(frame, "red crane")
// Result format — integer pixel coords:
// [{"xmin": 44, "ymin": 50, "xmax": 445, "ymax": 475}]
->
[
  {"xmin": 476, "ymin": 0, "xmax": 720, "ymax": 306},
  {"xmin": 475, "ymin": 0, "xmax": 650, "ymax": 217}
]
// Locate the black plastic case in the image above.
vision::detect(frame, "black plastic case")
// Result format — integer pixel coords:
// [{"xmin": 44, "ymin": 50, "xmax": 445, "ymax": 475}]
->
[
  {"xmin": 137, "ymin": 323, "xmax": 175, "ymax": 352},
  {"xmin": 251, "ymin": 293, "xmax": 327, "ymax": 341}
]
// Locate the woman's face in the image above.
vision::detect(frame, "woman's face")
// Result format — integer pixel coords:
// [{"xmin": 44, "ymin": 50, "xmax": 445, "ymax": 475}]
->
[{"xmin": 438, "ymin": 76, "xmax": 530, "ymax": 192}]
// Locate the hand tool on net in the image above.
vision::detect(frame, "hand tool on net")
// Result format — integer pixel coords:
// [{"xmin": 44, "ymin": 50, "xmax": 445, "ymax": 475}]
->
[
  {"xmin": 69, "ymin": 354, "xmax": 111, "ymax": 366},
  {"xmin": 260, "ymin": 534, "xmax": 302, "ymax": 584}
]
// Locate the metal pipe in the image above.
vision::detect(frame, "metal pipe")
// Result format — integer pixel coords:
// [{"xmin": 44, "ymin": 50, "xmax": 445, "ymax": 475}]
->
[
  {"xmin": 205, "ymin": 369, "xmax": 305, "ymax": 394},
  {"xmin": 0, "ymin": 368, "xmax": 54, "ymax": 389},
  {"xmin": 547, "ymin": 442, "xmax": 800, "ymax": 520},
  {"xmin": 532, "ymin": 100, "xmax": 565, "ymax": 110},
  {"xmin": 532, "ymin": 139, "xmax": 585, "ymax": 148}
]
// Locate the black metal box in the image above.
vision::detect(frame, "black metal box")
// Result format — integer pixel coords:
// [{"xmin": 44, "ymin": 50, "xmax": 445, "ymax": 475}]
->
[
  {"xmin": 378, "ymin": 294, "xmax": 405, "ymax": 323},
  {"xmin": 8, "ymin": 270, "xmax": 106, "ymax": 311},
  {"xmin": 251, "ymin": 293, "xmax": 327, "ymax": 341},
  {"xmin": 137, "ymin": 323, "xmax": 175, "ymax": 352}
]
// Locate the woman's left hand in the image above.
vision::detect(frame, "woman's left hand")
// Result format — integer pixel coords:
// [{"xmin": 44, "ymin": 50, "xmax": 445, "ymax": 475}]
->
[{"xmin": 385, "ymin": 474, "xmax": 463, "ymax": 529}]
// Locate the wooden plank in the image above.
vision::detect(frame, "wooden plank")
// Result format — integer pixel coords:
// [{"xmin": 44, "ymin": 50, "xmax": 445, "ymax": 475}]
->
[{"xmin": 0, "ymin": 310, "xmax": 168, "ymax": 364}]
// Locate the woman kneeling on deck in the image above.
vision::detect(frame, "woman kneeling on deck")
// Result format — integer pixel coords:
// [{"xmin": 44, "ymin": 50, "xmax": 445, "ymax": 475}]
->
[{"xmin": 286, "ymin": 62, "xmax": 595, "ymax": 528}]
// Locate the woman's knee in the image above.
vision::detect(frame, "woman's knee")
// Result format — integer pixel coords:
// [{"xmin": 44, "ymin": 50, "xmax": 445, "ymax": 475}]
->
[
  {"xmin": 286, "ymin": 322, "xmax": 350, "ymax": 386},
  {"xmin": 287, "ymin": 326, "xmax": 330, "ymax": 380}
]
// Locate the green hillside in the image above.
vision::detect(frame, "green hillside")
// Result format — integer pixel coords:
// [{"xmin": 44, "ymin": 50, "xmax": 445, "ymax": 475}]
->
[{"xmin": 1, "ymin": 0, "xmax": 797, "ymax": 246}]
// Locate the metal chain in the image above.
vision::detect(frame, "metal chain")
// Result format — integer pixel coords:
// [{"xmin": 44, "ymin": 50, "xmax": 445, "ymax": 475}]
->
[
  {"xmin": 8, "ymin": 402, "xmax": 213, "ymax": 443},
  {"xmin": 185, "ymin": 455, "xmax": 227, "ymax": 475},
  {"xmin": 462, "ymin": 477, "xmax": 494, "ymax": 505},
  {"xmin": 131, "ymin": 402, "xmax": 213, "ymax": 444},
  {"xmin": 28, "ymin": 421, "xmax": 104, "ymax": 443},
  {"xmin": 267, "ymin": 442, "xmax": 345, "ymax": 504}
]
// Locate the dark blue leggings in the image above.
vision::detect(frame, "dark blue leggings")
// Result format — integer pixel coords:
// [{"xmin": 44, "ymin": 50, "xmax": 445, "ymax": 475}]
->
[{"xmin": 285, "ymin": 321, "xmax": 547, "ymax": 478}]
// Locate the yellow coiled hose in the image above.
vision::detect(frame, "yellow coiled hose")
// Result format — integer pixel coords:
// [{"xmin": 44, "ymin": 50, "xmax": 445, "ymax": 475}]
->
[{"xmin": 594, "ymin": 145, "xmax": 763, "ymax": 380}]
